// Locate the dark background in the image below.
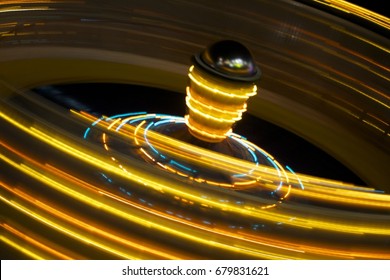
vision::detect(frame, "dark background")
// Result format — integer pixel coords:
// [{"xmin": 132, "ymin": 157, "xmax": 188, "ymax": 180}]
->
[{"xmin": 349, "ymin": 0, "xmax": 389, "ymax": 17}]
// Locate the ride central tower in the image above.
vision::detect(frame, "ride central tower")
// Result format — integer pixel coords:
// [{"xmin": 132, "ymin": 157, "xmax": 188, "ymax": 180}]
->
[{"xmin": 185, "ymin": 40, "xmax": 261, "ymax": 142}]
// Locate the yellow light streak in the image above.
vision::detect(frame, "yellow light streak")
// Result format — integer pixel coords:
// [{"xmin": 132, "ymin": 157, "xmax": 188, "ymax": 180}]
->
[
  {"xmin": 2, "ymin": 144, "xmax": 389, "ymax": 259},
  {"xmin": 1, "ymin": 223, "xmax": 73, "ymax": 260},
  {"xmin": 72, "ymin": 111, "xmax": 390, "ymax": 209},
  {"xmin": 188, "ymin": 72, "xmax": 257, "ymax": 99},
  {"xmin": 0, "ymin": 6, "xmax": 54, "ymax": 13},
  {"xmin": 3, "ymin": 107, "xmax": 390, "ymax": 258},
  {"xmin": 0, "ymin": 175, "xmax": 307, "ymax": 258},
  {"xmin": 313, "ymin": 0, "xmax": 390, "ymax": 31},
  {"xmin": 2, "ymin": 111, "xmax": 390, "ymax": 236},
  {"xmin": 0, "ymin": 195, "xmax": 141, "ymax": 259},
  {"xmin": 1, "ymin": 182, "xmax": 182, "ymax": 260},
  {"xmin": 186, "ymin": 88, "xmax": 242, "ymax": 123},
  {"xmin": 78, "ymin": 111, "xmax": 389, "ymax": 210},
  {"xmin": 186, "ymin": 65, "xmax": 258, "ymax": 142},
  {"xmin": 0, "ymin": 235, "xmax": 44, "ymax": 260},
  {"xmin": 0, "ymin": 157, "xmax": 291, "ymax": 259}
]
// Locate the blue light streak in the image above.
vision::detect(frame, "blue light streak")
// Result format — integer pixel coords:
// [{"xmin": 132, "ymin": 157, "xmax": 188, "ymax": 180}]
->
[{"xmin": 286, "ymin": 165, "xmax": 304, "ymax": 190}]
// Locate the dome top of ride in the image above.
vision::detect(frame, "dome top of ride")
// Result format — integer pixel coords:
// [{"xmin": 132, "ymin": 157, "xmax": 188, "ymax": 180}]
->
[{"xmin": 194, "ymin": 40, "xmax": 261, "ymax": 82}]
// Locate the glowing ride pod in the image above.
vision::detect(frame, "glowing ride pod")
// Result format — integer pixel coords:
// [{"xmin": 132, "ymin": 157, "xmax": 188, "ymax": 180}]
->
[{"xmin": 185, "ymin": 40, "xmax": 261, "ymax": 142}]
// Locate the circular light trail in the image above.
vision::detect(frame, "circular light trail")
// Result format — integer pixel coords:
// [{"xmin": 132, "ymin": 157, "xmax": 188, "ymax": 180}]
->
[
  {"xmin": 82, "ymin": 112, "xmax": 293, "ymax": 206},
  {"xmin": 1, "ymin": 0, "xmax": 389, "ymax": 260}
]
